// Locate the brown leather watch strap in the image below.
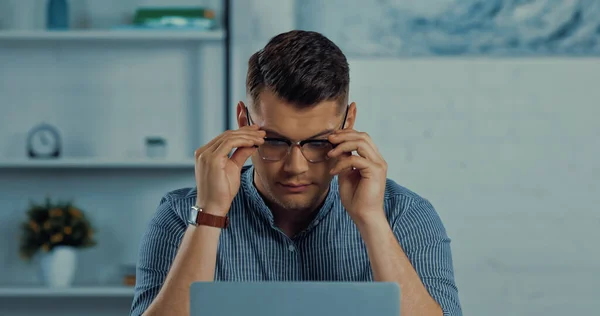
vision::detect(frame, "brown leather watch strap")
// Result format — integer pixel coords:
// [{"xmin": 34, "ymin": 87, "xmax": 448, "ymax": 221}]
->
[{"xmin": 195, "ymin": 210, "xmax": 229, "ymax": 228}]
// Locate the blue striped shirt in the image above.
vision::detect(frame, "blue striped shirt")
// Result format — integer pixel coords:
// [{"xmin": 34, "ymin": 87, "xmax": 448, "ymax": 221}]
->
[{"xmin": 130, "ymin": 165, "xmax": 462, "ymax": 315}]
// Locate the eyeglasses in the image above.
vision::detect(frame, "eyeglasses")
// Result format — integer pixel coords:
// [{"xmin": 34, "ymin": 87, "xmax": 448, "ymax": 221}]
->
[{"xmin": 246, "ymin": 105, "xmax": 349, "ymax": 163}]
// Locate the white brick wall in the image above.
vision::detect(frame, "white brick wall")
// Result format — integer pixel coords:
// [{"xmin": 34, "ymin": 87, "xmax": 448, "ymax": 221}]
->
[{"xmin": 348, "ymin": 58, "xmax": 600, "ymax": 315}]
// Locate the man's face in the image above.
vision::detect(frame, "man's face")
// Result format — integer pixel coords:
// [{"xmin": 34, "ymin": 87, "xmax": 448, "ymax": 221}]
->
[{"xmin": 238, "ymin": 90, "xmax": 353, "ymax": 213}]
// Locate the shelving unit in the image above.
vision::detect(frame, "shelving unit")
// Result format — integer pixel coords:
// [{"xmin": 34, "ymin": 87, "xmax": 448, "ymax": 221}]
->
[
  {"xmin": 0, "ymin": 29, "xmax": 225, "ymax": 42},
  {"xmin": 0, "ymin": 158, "xmax": 195, "ymax": 169},
  {"xmin": 0, "ymin": 286, "xmax": 134, "ymax": 298},
  {"xmin": 0, "ymin": 1, "xmax": 232, "ymax": 314}
]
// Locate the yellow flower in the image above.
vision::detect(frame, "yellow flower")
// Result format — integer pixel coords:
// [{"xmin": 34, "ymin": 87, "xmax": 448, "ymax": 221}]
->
[
  {"xmin": 49, "ymin": 208, "xmax": 63, "ymax": 217},
  {"xmin": 50, "ymin": 233, "xmax": 63, "ymax": 243},
  {"xmin": 42, "ymin": 243, "xmax": 50, "ymax": 252},
  {"xmin": 87, "ymin": 229, "xmax": 94, "ymax": 239},
  {"xmin": 43, "ymin": 221, "xmax": 51, "ymax": 230},
  {"xmin": 28, "ymin": 221, "xmax": 39, "ymax": 233},
  {"xmin": 69, "ymin": 208, "xmax": 81, "ymax": 218},
  {"xmin": 63, "ymin": 226, "xmax": 72, "ymax": 235}
]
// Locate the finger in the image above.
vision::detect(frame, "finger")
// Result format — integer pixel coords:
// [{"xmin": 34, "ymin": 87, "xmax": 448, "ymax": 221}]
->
[
  {"xmin": 329, "ymin": 130, "xmax": 378, "ymax": 151},
  {"xmin": 331, "ymin": 128, "xmax": 365, "ymax": 136},
  {"xmin": 207, "ymin": 129, "xmax": 265, "ymax": 153},
  {"xmin": 327, "ymin": 140, "xmax": 379, "ymax": 161},
  {"xmin": 332, "ymin": 128, "xmax": 359, "ymax": 134},
  {"xmin": 195, "ymin": 125, "xmax": 262, "ymax": 158},
  {"xmin": 229, "ymin": 146, "xmax": 257, "ymax": 168},
  {"xmin": 214, "ymin": 136, "xmax": 264, "ymax": 158},
  {"xmin": 329, "ymin": 132, "xmax": 384, "ymax": 163},
  {"xmin": 232, "ymin": 124, "xmax": 263, "ymax": 134},
  {"xmin": 232, "ymin": 129, "xmax": 266, "ymax": 147},
  {"xmin": 222, "ymin": 133, "xmax": 265, "ymax": 155},
  {"xmin": 330, "ymin": 155, "xmax": 376, "ymax": 177},
  {"xmin": 222, "ymin": 126, "xmax": 265, "ymax": 142},
  {"xmin": 195, "ymin": 134, "xmax": 225, "ymax": 159}
]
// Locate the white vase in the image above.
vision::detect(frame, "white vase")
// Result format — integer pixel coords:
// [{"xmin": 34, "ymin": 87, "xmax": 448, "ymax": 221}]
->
[{"xmin": 39, "ymin": 246, "xmax": 77, "ymax": 287}]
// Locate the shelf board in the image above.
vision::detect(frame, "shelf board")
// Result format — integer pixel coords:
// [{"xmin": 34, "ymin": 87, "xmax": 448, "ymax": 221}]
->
[
  {"xmin": 0, "ymin": 286, "xmax": 134, "ymax": 298},
  {"xmin": 0, "ymin": 29, "xmax": 225, "ymax": 42},
  {"xmin": 0, "ymin": 158, "xmax": 195, "ymax": 169}
]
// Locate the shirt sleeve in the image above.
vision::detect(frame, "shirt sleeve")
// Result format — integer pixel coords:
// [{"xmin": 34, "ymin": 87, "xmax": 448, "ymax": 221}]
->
[
  {"xmin": 390, "ymin": 196, "xmax": 463, "ymax": 316},
  {"xmin": 129, "ymin": 194, "xmax": 186, "ymax": 316}
]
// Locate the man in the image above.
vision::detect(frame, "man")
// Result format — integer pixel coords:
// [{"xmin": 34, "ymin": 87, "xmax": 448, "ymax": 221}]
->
[{"xmin": 130, "ymin": 30, "xmax": 462, "ymax": 316}]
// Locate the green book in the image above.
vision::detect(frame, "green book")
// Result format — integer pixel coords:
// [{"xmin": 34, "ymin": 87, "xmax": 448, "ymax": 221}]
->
[{"xmin": 133, "ymin": 7, "xmax": 215, "ymax": 28}]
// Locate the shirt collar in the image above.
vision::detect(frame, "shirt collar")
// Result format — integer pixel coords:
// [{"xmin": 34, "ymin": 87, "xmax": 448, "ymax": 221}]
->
[{"xmin": 240, "ymin": 164, "xmax": 339, "ymax": 228}]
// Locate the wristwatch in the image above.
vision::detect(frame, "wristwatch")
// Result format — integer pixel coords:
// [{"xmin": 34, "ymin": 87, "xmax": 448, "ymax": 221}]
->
[{"xmin": 188, "ymin": 205, "xmax": 229, "ymax": 228}]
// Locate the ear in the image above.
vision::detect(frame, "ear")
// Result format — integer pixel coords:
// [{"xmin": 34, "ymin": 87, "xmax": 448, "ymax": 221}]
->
[
  {"xmin": 236, "ymin": 101, "xmax": 249, "ymax": 128},
  {"xmin": 344, "ymin": 102, "xmax": 357, "ymax": 130}
]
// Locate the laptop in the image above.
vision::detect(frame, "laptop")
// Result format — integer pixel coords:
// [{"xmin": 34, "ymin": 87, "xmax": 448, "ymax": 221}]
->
[{"xmin": 190, "ymin": 281, "xmax": 400, "ymax": 316}]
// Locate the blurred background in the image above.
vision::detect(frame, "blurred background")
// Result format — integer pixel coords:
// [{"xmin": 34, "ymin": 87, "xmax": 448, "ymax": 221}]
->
[{"xmin": 0, "ymin": 0, "xmax": 598, "ymax": 315}]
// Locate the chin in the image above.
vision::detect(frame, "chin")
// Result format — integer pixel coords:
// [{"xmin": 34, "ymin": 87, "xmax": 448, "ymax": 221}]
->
[
  {"xmin": 269, "ymin": 188, "xmax": 318, "ymax": 211},
  {"xmin": 276, "ymin": 197, "xmax": 316, "ymax": 212}
]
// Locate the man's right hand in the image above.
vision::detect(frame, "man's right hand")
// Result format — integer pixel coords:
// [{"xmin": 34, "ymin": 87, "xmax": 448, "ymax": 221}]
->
[{"xmin": 193, "ymin": 125, "xmax": 265, "ymax": 216}]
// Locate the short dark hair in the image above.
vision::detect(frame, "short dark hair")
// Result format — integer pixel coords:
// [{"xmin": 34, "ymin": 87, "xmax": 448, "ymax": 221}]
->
[{"xmin": 246, "ymin": 30, "xmax": 349, "ymax": 109}]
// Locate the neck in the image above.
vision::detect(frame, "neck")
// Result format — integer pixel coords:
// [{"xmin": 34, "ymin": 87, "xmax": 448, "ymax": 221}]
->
[{"xmin": 270, "ymin": 196, "xmax": 326, "ymax": 237}]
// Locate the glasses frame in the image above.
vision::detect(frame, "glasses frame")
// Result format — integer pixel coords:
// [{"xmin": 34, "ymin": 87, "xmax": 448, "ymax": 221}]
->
[{"xmin": 245, "ymin": 104, "xmax": 350, "ymax": 163}]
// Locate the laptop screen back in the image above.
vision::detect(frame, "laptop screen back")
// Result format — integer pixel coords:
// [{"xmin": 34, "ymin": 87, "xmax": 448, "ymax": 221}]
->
[{"xmin": 190, "ymin": 282, "xmax": 400, "ymax": 316}]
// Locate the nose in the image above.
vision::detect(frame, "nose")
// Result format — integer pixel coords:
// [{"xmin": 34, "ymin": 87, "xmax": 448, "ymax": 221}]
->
[{"xmin": 282, "ymin": 144, "xmax": 309, "ymax": 175}]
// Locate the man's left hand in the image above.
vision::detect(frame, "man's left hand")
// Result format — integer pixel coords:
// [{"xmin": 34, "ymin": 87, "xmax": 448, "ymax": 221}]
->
[{"xmin": 327, "ymin": 129, "xmax": 388, "ymax": 224}]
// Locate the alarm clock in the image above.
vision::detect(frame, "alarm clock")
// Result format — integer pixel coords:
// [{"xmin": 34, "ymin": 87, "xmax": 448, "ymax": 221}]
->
[{"xmin": 27, "ymin": 123, "xmax": 61, "ymax": 158}]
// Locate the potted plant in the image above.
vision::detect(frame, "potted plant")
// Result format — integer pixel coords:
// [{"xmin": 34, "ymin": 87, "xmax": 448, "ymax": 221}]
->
[{"xmin": 19, "ymin": 198, "xmax": 97, "ymax": 287}]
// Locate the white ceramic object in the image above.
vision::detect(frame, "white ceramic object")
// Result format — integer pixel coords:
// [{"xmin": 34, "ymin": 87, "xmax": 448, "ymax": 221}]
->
[
  {"xmin": 146, "ymin": 138, "xmax": 167, "ymax": 159},
  {"xmin": 6, "ymin": 0, "xmax": 42, "ymax": 30},
  {"xmin": 39, "ymin": 246, "xmax": 77, "ymax": 287}
]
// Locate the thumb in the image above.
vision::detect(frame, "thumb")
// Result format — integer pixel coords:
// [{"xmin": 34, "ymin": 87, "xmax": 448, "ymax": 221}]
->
[{"xmin": 229, "ymin": 146, "xmax": 256, "ymax": 168}]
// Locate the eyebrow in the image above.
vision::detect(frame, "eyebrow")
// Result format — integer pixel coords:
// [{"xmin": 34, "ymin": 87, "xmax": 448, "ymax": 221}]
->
[{"xmin": 262, "ymin": 128, "xmax": 335, "ymax": 140}]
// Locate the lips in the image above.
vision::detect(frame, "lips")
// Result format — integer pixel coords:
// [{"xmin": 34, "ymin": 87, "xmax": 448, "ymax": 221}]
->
[
  {"xmin": 278, "ymin": 182, "xmax": 311, "ymax": 193},
  {"xmin": 280, "ymin": 183, "xmax": 311, "ymax": 187}
]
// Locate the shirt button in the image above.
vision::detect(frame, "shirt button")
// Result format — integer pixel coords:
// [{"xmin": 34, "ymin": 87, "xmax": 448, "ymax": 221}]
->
[{"xmin": 288, "ymin": 245, "xmax": 295, "ymax": 252}]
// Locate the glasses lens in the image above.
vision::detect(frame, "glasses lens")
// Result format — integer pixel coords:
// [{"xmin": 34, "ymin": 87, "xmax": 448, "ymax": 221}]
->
[
  {"xmin": 259, "ymin": 138, "xmax": 289, "ymax": 161},
  {"xmin": 302, "ymin": 140, "xmax": 334, "ymax": 162}
]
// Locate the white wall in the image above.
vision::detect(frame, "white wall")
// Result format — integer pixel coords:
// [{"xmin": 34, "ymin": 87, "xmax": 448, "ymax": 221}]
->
[
  {"xmin": 235, "ymin": 3, "xmax": 600, "ymax": 313},
  {"xmin": 348, "ymin": 58, "xmax": 600, "ymax": 315},
  {"xmin": 229, "ymin": 0, "xmax": 296, "ymax": 127},
  {"xmin": 0, "ymin": 43, "xmax": 216, "ymax": 160}
]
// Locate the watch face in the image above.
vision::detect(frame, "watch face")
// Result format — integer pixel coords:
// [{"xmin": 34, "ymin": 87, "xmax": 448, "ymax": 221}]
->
[{"xmin": 189, "ymin": 207, "xmax": 198, "ymax": 225}]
